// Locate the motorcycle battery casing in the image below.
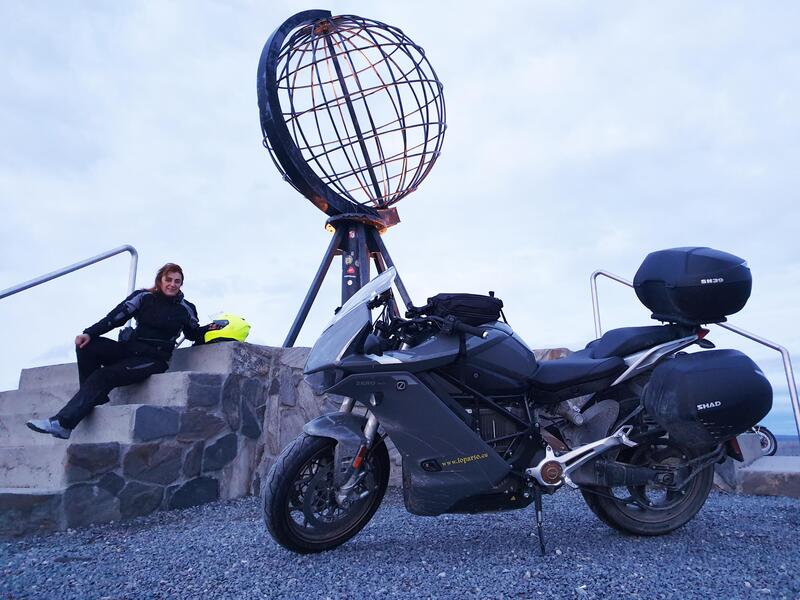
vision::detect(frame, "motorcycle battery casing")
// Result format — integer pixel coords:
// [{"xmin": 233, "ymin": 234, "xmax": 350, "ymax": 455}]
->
[
  {"xmin": 633, "ymin": 247, "xmax": 751, "ymax": 325},
  {"xmin": 642, "ymin": 349, "xmax": 772, "ymax": 448}
]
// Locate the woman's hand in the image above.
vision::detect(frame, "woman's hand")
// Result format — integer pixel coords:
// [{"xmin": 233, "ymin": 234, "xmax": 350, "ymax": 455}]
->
[{"xmin": 75, "ymin": 334, "xmax": 91, "ymax": 348}]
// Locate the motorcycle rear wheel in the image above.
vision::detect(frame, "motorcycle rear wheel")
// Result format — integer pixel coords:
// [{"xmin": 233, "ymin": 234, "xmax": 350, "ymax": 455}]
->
[
  {"xmin": 262, "ymin": 433, "xmax": 390, "ymax": 553},
  {"xmin": 581, "ymin": 439, "xmax": 714, "ymax": 536}
]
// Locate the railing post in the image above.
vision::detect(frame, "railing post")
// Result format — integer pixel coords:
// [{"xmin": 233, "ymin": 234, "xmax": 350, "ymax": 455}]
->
[
  {"xmin": 718, "ymin": 322, "xmax": 800, "ymax": 440},
  {"xmin": 589, "ymin": 270, "xmax": 633, "ymax": 337},
  {"xmin": 126, "ymin": 247, "xmax": 139, "ymax": 296},
  {"xmin": 0, "ymin": 245, "xmax": 139, "ymax": 301},
  {"xmin": 590, "ymin": 271, "xmax": 602, "ymax": 338}
]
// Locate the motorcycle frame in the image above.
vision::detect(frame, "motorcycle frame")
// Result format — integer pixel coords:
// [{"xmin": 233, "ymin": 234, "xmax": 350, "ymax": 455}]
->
[
  {"xmin": 432, "ymin": 370, "xmax": 538, "ymax": 460},
  {"xmin": 611, "ymin": 334, "xmax": 699, "ymax": 385}
]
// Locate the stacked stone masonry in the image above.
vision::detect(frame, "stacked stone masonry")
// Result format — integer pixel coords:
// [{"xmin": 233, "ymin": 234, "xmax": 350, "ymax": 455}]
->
[{"xmin": 1, "ymin": 343, "xmax": 280, "ymax": 536}]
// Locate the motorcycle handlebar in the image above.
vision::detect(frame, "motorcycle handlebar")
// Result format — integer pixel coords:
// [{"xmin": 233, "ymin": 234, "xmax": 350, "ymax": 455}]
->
[
  {"xmin": 453, "ymin": 321, "xmax": 489, "ymax": 339},
  {"xmin": 397, "ymin": 315, "xmax": 488, "ymax": 339}
]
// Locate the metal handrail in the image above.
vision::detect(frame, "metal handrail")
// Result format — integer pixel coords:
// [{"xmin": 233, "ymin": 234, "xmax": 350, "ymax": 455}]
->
[
  {"xmin": 0, "ymin": 245, "xmax": 139, "ymax": 301},
  {"xmin": 590, "ymin": 269, "xmax": 800, "ymax": 440}
]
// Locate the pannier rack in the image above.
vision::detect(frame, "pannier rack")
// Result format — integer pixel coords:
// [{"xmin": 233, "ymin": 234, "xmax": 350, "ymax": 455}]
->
[{"xmin": 590, "ymin": 269, "xmax": 800, "ymax": 441}]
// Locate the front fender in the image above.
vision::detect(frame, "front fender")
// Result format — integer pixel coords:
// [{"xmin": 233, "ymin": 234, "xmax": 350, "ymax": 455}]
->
[{"xmin": 303, "ymin": 412, "xmax": 367, "ymax": 485}]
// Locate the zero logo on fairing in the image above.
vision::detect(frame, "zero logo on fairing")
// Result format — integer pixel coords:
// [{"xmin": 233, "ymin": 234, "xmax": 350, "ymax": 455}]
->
[{"xmin": 696, "ymin": 401, "xmax": 722, "ymax": 411}]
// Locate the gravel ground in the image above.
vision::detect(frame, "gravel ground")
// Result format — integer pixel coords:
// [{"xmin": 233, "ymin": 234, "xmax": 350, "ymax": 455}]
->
[{"xmin": 2, "ymin": 488, "xmax": 799, "ymax": 600}]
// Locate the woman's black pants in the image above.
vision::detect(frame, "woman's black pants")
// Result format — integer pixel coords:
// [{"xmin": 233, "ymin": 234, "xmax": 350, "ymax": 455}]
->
[{"xmin": 55, "ymin": 337, "xmax": 168, "ymax": 430}]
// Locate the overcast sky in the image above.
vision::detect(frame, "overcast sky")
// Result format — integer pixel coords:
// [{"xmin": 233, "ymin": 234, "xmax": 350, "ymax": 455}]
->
[{"xmin": 1, "ymin": 2, "xmax": 798, "ymax": 434}]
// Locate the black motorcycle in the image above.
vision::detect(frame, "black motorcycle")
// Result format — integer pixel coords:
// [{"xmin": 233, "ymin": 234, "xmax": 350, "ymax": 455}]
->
[{"xmin": 262, "ymin": 247, "xmax": 773, "ymax": 554}]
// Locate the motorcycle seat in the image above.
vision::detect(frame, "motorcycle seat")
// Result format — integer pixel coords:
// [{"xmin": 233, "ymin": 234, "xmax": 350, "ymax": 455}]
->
[
  {"xmin": 529, "ymin": 350, "xmax": 626, "ymax": 394},
  {"xmin": 585, "ymin": 324, "xmax": 692, "ymax": 359}
]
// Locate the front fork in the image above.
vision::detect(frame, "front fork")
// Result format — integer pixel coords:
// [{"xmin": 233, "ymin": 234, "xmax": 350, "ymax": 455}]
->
[{"xmin": 335, "ymin": 396, "xmax": 380, "ymax": 505}]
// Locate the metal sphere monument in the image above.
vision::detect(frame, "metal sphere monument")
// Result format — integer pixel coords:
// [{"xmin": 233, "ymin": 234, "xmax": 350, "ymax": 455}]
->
[{"xmin": 257, "ymin": 10, "xmax": 446, "ymax": 346}]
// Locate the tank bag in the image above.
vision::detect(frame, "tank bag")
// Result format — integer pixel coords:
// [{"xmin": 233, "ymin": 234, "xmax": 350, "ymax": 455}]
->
[{"xmin": 414, "ymin": 292, "xmax": 504, "ymax": 326}]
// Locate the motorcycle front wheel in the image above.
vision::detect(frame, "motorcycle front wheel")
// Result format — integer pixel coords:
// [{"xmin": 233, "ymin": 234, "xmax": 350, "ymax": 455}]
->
[
  {"xmin": 262, "ymin": 432, "xmax": 390, "ymax": 553},
  {"xmin": 581, "ymin": 438, "xmax": 714, "ymax": 536}
]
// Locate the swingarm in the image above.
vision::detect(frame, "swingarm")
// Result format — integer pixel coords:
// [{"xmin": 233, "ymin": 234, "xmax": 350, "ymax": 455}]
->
[
  {"xmin": 526, "ymin": 425, "xmax": 638, "ymax": 488},
  {"xmin": 527, "ymin": 426, "xmax": 726, "ymax": 492}
]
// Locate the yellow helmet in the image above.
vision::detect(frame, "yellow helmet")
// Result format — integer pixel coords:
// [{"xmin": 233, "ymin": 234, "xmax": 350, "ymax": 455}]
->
[{"xmin": 205, "ymin": 313, "xmax": 251, "ymax": 344}]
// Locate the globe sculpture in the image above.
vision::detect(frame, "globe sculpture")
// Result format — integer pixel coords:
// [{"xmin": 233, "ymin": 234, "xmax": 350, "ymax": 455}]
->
[{"xmin": 257, "ymin": 9, "xmax": 446, "ymax": 346}]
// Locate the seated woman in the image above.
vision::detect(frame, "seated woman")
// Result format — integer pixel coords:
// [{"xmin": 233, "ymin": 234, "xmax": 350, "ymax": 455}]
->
[{"xmin": 27, "ymin": 262, "xmax": 217, "ymax": 439}]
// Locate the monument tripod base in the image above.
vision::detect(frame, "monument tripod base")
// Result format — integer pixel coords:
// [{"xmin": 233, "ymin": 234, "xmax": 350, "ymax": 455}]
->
[{"xmin": 283, "ymin": 218, "xmax": 412, "ymax": 347}]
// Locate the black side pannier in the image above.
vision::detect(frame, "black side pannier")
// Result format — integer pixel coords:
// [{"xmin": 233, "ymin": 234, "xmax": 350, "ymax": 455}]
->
[
  {"xmin": 410, "ymin": 293, "xmax": 503, "ymax": 326},
  {"xmin": 633, "ymin": 247, "xmax": 751, "ymax": 325},
  {"xmin": 642, "ymin": 349, "xmax": 772, "ymax": 448}
]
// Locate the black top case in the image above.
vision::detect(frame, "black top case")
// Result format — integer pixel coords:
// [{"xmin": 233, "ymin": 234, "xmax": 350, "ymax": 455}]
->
[{"xmin": 633, "ymin": 247, "xmax": 752, "ymax": 325}]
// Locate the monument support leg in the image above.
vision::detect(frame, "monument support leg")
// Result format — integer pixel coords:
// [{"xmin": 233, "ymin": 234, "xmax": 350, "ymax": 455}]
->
[
  {"xmin": 367, "ymin": 227, "xmax": 413, "ymax": 311},
  {"xmin": 357, "ymin": 223, "xmax": 371, "ymax": 288},
  {"xmin": 340, "ymin": 225, "xmax": 355, "ymax": 304},
  {"xmin": 283, "ymin": 228, "xmax": 344, "ymax": 347},
  {"xmin": 341, "ymin": 223, "xmax": 372, "ymax": 303}
]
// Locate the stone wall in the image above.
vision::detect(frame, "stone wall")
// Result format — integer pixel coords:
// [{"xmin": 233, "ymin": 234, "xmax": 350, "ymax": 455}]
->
[
  {"xmin": 49, "ymin": 346, "xmax": 277, "ymax": 529},
  {"xmin": 0, "ymin": 344, "xmax": 274, "ymax": 535}
]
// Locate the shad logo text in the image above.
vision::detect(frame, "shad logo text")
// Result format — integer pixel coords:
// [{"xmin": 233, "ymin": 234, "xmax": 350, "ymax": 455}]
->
[{"xmin": 696, "ymin": 401, "xmax": 722, "ymax": 411}]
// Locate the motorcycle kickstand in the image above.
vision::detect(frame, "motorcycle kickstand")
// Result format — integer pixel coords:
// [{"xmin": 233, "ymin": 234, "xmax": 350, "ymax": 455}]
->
[{"xmin": 533, "ymin": 486, "xmax": 546, "ymax": 556}]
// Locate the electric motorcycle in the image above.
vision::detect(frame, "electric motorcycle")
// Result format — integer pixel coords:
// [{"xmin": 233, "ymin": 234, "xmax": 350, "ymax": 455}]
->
[{"xmin": 262, "ymin": 247, "xmax": 773, "ymax": 554}]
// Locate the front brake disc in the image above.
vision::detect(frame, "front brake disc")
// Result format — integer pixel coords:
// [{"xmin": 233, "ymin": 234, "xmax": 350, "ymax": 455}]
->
[{"xmin": 301, "ymin": 465, "xmax": 341, "ymax": 529}]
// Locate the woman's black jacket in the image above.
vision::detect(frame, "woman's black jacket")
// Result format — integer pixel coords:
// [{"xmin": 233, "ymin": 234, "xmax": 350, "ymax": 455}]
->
[{"xmin": 83, "ymin": 289, "xmax": 207, "ymax": 361}]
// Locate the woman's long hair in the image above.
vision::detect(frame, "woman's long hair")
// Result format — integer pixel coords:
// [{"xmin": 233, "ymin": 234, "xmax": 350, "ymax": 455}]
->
[{"xmin": 148, "ymin": 263, "xmax": 184, "ymax": 293}]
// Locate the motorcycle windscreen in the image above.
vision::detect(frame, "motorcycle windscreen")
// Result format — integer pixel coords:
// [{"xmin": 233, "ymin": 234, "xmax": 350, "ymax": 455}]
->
[
  {"xmin": 329, "ymin": 267, "xmax": 395, "ymax": 327},
  {"xmin": 305, "ymin": 303, "xmax": 371, "ymax": 375}
]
